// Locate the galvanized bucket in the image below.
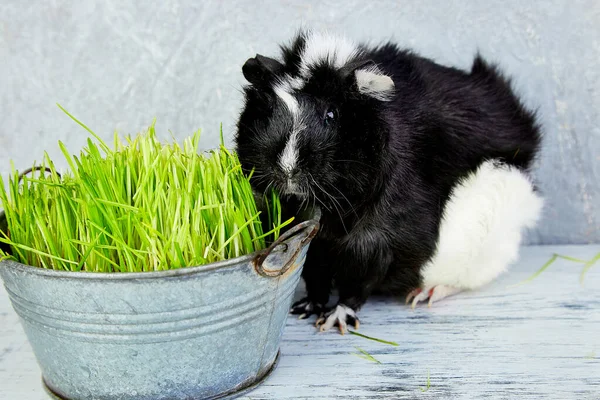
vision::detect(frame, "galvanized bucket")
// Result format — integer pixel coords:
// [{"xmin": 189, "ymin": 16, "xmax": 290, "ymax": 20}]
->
[{"xmin": 0, "ymin": 208, "xmax": 319, "ymax": 400}]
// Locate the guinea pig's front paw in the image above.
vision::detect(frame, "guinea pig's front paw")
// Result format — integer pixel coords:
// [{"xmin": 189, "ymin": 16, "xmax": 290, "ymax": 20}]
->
[
  {"xmin": 290, "ymin": 297, "xmax": 326, "ymax": 320},
  {"xmin": 315, "ymin": 304, "xmax": 360, "ymax": 335}
]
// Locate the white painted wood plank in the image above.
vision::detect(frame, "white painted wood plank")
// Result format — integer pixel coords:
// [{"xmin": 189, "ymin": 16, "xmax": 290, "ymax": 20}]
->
[{"xmin": 1, "ymin": 245, "xmax": 599, "ymax": 399}]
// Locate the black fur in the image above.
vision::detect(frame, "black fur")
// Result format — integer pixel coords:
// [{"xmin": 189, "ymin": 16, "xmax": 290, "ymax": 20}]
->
[{"xmin": 235, "ymin": 31, "xmax": 542, "ymax": 326}]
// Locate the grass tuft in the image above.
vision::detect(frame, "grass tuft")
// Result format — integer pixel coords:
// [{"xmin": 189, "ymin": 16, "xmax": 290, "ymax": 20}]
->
[{"xmin": 0, "ymin": 106, "xmax": 293, "ymax": 272}]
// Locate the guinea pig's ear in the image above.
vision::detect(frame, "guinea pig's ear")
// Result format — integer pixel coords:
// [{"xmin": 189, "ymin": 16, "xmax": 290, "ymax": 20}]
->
[
  {"xmin": 341, "ymin": 59, "xmax": 395, "ymax": 102},
  {"xmin": 242, "ymin": 54, "xmax": 284, "ymax": 87}
]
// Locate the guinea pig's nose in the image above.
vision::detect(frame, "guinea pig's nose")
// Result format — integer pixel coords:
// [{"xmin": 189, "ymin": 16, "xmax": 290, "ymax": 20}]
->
[
  {"xmin": 284, "ymin": 168, "xmax": 295, "ymax": 178},
  {"xmin": 286, "ymin": 168, "xmax": 301, "ymax": 181}
]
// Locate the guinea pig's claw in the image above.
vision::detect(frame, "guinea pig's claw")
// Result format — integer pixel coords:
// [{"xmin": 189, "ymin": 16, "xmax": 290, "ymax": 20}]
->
[
  {"xmin": 290, "ymin": 297, "xmax": 324, "ymax": 319},
  {"xmin": 315, "ymin": 304, "xmax": 359, "ymax": 334},
  {"xmin": 407, "ymin": 285, "xmax": 462, "ymax": 309},
  {"xmin": 405, "ymin": 288, "xmax": 423, "ymax": 305},
  {"xmin": 315, "ymin": 315, "xmax": 326, "ymax": 327}
]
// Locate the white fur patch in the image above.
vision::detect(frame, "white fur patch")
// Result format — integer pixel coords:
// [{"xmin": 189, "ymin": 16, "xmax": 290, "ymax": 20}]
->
[
  {"xmin": 286, "ymin": 75, "xmax": 304, "ymax": 90},
  {"xmin": 355, "ymin": 67, "xmax": 395, "ymax": 101},
  {"xmin": 274, "ymin": 82, "xmax": 299, "ymax": 116},
  {"xmin": 274, "ymin": 78, "xmax": 305, "ymax": 176},
  {"xmin": 420, "ymin": 160, "xmax": 544, "ymax": 290},
  {"xmin": 279, "ymin": 135, "xmax": 299, "ymax": 174},
  {"xmin": 299, "ymin": 31, "xmax": 360, "ymax": 78}
]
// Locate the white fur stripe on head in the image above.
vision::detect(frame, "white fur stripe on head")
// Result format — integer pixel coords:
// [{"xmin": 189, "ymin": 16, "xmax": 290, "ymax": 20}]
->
[
  {"xmin": 297, "ymin": 31, "xmax": 395, "ymax": 101},
  {"xmin": 274, "ymin": 84, "xmax": 299, "ymax": 116},
  {"xmin": 279, "ymin": 128, "xmax": 299, "ymax": 174},
  {"xmin": 279, "ymin": 116, "xmax": 306, "ymax": 174},
  {"xmin": 299, "ymin": 31, "xmax": 360, "ymax": 78},
  {"xmin": 273, "ymin": 78, "xmax": 304, "ymax": 174}
]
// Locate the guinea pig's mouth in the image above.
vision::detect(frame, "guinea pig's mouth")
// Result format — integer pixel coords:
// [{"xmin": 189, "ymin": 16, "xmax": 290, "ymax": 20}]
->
[{"xmin": 282, "ymin": 179, "xmax": 308, "ymax": 198}]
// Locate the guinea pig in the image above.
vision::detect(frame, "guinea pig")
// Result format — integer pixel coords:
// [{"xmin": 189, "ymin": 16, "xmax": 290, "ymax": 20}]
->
[{"xmin": 234, "ymin": 30, "xmax": 544, "ymax": 334}]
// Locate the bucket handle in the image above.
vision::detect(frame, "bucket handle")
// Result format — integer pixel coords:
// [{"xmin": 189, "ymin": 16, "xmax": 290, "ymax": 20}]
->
[
  {"xmin": 254, "ymin": 218, "xmax": 320, "ymax": 278},
  {"xmin": 17, "ymin": 166, "xmax": 61, "ymax": 182},
  {"xmin": 0, "ymin": 168, "xmax": 59, "ymax": 237}
]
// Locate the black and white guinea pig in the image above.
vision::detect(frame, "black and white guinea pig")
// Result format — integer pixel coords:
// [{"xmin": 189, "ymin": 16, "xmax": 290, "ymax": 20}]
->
[{"xmin": 234, "ymin": 30, "xmax": 544, "ymax": 334}]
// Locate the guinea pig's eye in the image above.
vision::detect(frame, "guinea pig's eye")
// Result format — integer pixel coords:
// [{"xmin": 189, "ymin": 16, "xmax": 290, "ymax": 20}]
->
[{"xmin": 324, "ymin": 107, "xmax": 336, "ymax": 125}]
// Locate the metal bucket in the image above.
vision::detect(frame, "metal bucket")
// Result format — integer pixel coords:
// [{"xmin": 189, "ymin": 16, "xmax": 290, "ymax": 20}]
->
[{"xmin": 0, "ymin": 208, "xmax": 319, "ymax": 400}]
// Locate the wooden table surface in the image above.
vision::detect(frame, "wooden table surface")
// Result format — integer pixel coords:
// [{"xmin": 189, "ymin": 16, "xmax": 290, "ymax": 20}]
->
[{"xmin": 1, "ymin": 245, "xmax": 599, "ymax": 400}]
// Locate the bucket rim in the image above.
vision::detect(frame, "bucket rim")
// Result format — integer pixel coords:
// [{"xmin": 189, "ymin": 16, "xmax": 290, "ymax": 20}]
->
[{"xmin": 0, "ymin": 207, "xmax": 320, "ymax": 281}]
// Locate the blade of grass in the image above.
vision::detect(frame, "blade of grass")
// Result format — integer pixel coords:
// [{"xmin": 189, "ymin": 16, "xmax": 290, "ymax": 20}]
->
[
  {"xmin": 556, "ymin": 254, "xmax": 587, "ymax": 263},
  {"xmin": 580, "ymin": 252, "xmax": 600, "ymax": 285},
  {"xmin": 508, "ymin": 254, "xmax": 558, "ymax": 288},
  {"xmin": 252, "ymin": 216, "xmax": 296, "ymax": 243},
  {"xmin": 57, "ymin": 104, "xmax": 112, "ymax": 154},
  {"xmin": 420, "ymin": 369, "xmax": 431, "ymax": 392},
  {"xmin": 509, "ymin": 252, "xmax": 600, "ymax": 288},
  {"xmin": 0, "ymin": 238, "xmax": 79, "ymax": 265},
  {"xmin": 352, "ymin": 346, "xmax": 381, "ymax": 364},
  {"xmin": 348, "ymin": 330, "xmax": 399, "ymax": 346},
  {"xmin": 74, "ymin": 235, "xmax": 101, "ymax": 272}
]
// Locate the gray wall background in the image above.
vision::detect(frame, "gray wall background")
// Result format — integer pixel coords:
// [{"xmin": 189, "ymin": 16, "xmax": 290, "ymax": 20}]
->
[{"xmin": 0, "ymin": 0, "xmax": 598, "ymax": 245}]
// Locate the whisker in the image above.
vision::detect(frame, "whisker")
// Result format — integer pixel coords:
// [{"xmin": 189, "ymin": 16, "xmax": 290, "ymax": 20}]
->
[
  {"xmin": 326, "ymin": 182, "xmax": 360, "ymax": 219},
  {"xmin": 309, "ymin": 184, "xmax": 331, "ymax": 213},
  {"xmin": 309, "ymin": 173, "xmax": 349, "ymax": 234}
]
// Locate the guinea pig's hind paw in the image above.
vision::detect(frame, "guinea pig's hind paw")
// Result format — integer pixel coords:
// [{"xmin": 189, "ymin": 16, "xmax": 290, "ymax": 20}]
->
[
  {"xmin": 405, "ymin": 288, "xmax": 424, "ymax": 305},
  {"xmin": 290, "ymin": 297, "xmax": 325, "ymax": 320},
  {"xmin": 315, "ymin": 304, "xmax": 360, "ymax": 335},
  {"xmin": 406, "ymin": 285, "xmax": 461, "ymax": 309}
]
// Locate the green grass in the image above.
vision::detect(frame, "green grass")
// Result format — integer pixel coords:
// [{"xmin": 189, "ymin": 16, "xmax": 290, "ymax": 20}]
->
[
  {"xmin": 420, "ymin": 369, "xmax": 431, "ymax": 392},
  {"xmin": 580, "ymin": 252, "xmax": 600, "ymax": 285},
  {"xmin": 348, "ymin": 330, "xmax": 399, "ymax": 346},
  {"xmin": 0, "ymin": 105, "xmax": 293, "ymax": 272},
  {"xmin": 352, "ymin": 346, "xmax": 381, "ymax": 364},
  {"xmin": 509, "ymin": 252, "xmax": 600, "ymax": 288}
]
